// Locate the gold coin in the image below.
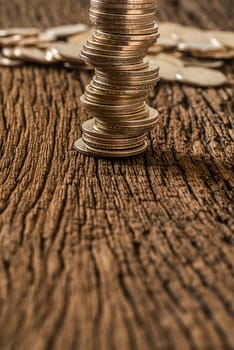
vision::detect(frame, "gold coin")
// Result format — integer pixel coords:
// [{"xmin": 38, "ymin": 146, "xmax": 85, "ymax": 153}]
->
[
  {"xmin": 87, "ymin": 37, "xmax": 147, "ymax": 52},
  {"xmin": 83, "ymin": 132, "xmax": 146, "ymax": 147},
  {"xmin": 82, "ymin": 133, "xmax": 146, "ymax": 150},
  {"xmin": 75, "ymin": 138, "xmax": 148, "ymax": 158},
  {"xmin": 91, "ymin": 0, "xmax": 156, "ymax": 10},
  {"xmin": 93, "ymin": 32, "xmax": 158, "ymax": 47},
  {"xmin": 89, "ymin": 9, "xmax": 156, "ymax": 21},
  {"xmin": 82, "ymin": 118, "xmax": 134, "ymax": 139},
  {"xmin": 91, "ymin": 5, "xmax": 155, "ymax": 15},
  {"xmin": 88, "ymin": 82, "xmax": 147, "ymax": 96},
  {"xmin": 83, "ymin": 43, "xmax": 147, "ymax": 57},
  {"xmin": 81, "ymin": 95, "xmax": 145, "ymax": 113},
  {"xmin": 96, "ymin": 107, "xmax": 158, "ymax": 128},
  {"xmin": 92, "ymin": 76, "xmax": 157, "ymax": 91},
  {"xmin": 94, "ymin": 24, "xmax": 158, "ymax": 35},
  {"xmin": 95, "ymin": 64, "xmax": 159, "ymax": 78},
  {"xmin": 88, "ymin": 106, "xmax": 150, "ymax": 122},
  {"xmin": 94, "ymin": 25, "xmax": 159, "ymax": 40},
  {"xmin": 95, "ymin": 69, "xmax": 159, "ymax": 81},
  {"xmin": 90, "ymin": 80, "xmax": 149, "ymax": 95},
  {"xmin": 94, "ymin": 76, "xmax": 159, "ymax": 90},
  {"xmin": 93, "ymin": 33, "xmax": 159, "ymax": 49},
  {"xmin": 85, "ymin": 93, "xmax": 146, "ymax": 105}
]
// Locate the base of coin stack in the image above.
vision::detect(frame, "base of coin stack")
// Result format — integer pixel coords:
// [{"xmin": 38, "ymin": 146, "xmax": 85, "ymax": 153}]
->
[{"xmin": 75, "ymin": 0, "xmax": 160, "ymax": 158}]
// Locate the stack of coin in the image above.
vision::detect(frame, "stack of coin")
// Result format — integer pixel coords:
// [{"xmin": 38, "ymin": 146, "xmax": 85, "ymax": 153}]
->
[{"xmin": 75, "ymin": 0, "xmax": 160, "ymax": 157}]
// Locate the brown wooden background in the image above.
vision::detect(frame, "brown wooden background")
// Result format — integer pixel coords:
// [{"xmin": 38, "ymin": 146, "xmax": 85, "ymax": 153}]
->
[{"xmin": 0, "ymin": 0, "xmax": 234, "ymax": 349}]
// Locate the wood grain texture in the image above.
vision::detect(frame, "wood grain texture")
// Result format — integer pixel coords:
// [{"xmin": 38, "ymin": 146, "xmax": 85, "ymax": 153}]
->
[{"xmin": 0, "ymin": 0, "xmax": 234, "ymax": 349}]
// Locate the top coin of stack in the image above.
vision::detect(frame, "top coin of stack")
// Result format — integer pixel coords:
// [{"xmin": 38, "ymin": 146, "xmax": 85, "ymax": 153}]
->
[{"xmin": 75, "ymin": 0, "xmax": 160, "ymax": 157}]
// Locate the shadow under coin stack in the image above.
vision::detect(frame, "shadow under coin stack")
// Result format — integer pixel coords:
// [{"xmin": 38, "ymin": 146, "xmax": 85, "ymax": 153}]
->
[{"xmin": 75, "ymin": 0, "xmax": 160, "ymax": 157}]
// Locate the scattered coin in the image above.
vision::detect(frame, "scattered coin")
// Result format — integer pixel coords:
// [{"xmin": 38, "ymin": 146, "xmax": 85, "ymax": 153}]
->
[
  {"xmin": 157, "ymin": 37, "xmax": 178, "ymax": 49},
  {"xmin": 158, "ymin": 22, "xmax": 181, "ymax": 41},
  {"xmin": 147, "ymin": 55, "xmax": 181, "ymax": 81},
  {"xmin": 0, "ymin": 55, "xmax": 23, "ymax": 66},
  {"xmin": 149, "ymin": 21, "xmax": 234, "ymax": 63},
  {"xmin": 0, "ymin": 22, "xmax": 231, "ymax": 89},
  {"xmin": 147, "ymin": 52, "xmax": 227, "ymax": 86},
  {"xmin": 178, "ymin": 41, "xmax": 223, "ymax": 53},
  {"xmin": 208, "ymin": 30, "xmax": 234, "ymax": 49},
  {"xmin": 68, "ymin": 28, "xmax": 95, "ymax": 44},
  {"xmin": 39, "ymin": 24, "xmax": 89, "ymax": 41},
  {"xmin": 64, "ymin": 61, "xmax": 93, "ymax": 71},
  {"xmin": 154, "ymin": 52, "xmax": 224, "ymax": 69},
  {"xmin": 0, "ymin": 34, "xmax": 22, "ymax": 46},
  {"xmin": 190, "ymin": 48, "xmax": 234, "ymax": 60},
  {"xmin": 18, "ymin": 36, "xmax": 54, "ymax": 47},
  {"xmin": 176, "ymin": 26, "xmax": 210, "ymax": 43},
  {"xmin": 0, "ymin": 27, "xmax": 40, "ymax": 37},
  {"xmin": 47, "ymin": 42, "xmax": 84, "ymax": 62},
  {"xmin": 2, "ymin": 47, "xmax": 16, "ymax": 59},
  {"xmin": 176, "ymin": 66, "xmax": 227, "ymax": 87},
  {"xmin": 14, "ymin": 47, "xmax": 55, "ymax": 64},
  {"xmin": 183, "ymin": 58, "xmax": 224, "ymax": 69},
  {"xmin": 152, "ymin": 52, "xmax": 184, "ymax": 67}
]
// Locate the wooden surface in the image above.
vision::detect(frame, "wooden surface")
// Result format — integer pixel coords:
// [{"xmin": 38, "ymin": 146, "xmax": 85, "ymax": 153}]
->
[{"xmin": 0, "ymin": 0, "xmax": 234, "ymax": 349}]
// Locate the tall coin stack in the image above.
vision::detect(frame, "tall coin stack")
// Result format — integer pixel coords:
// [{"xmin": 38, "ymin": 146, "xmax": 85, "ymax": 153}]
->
[{"xmin": 75, "ymin": 0, "xmax": 160, "ymax": 157}]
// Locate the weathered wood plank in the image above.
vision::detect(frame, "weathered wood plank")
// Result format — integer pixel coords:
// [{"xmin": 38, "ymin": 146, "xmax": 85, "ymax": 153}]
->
[{"xmin": 0, "ymin": 0, "xmax": 233, "ymax": 349}]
